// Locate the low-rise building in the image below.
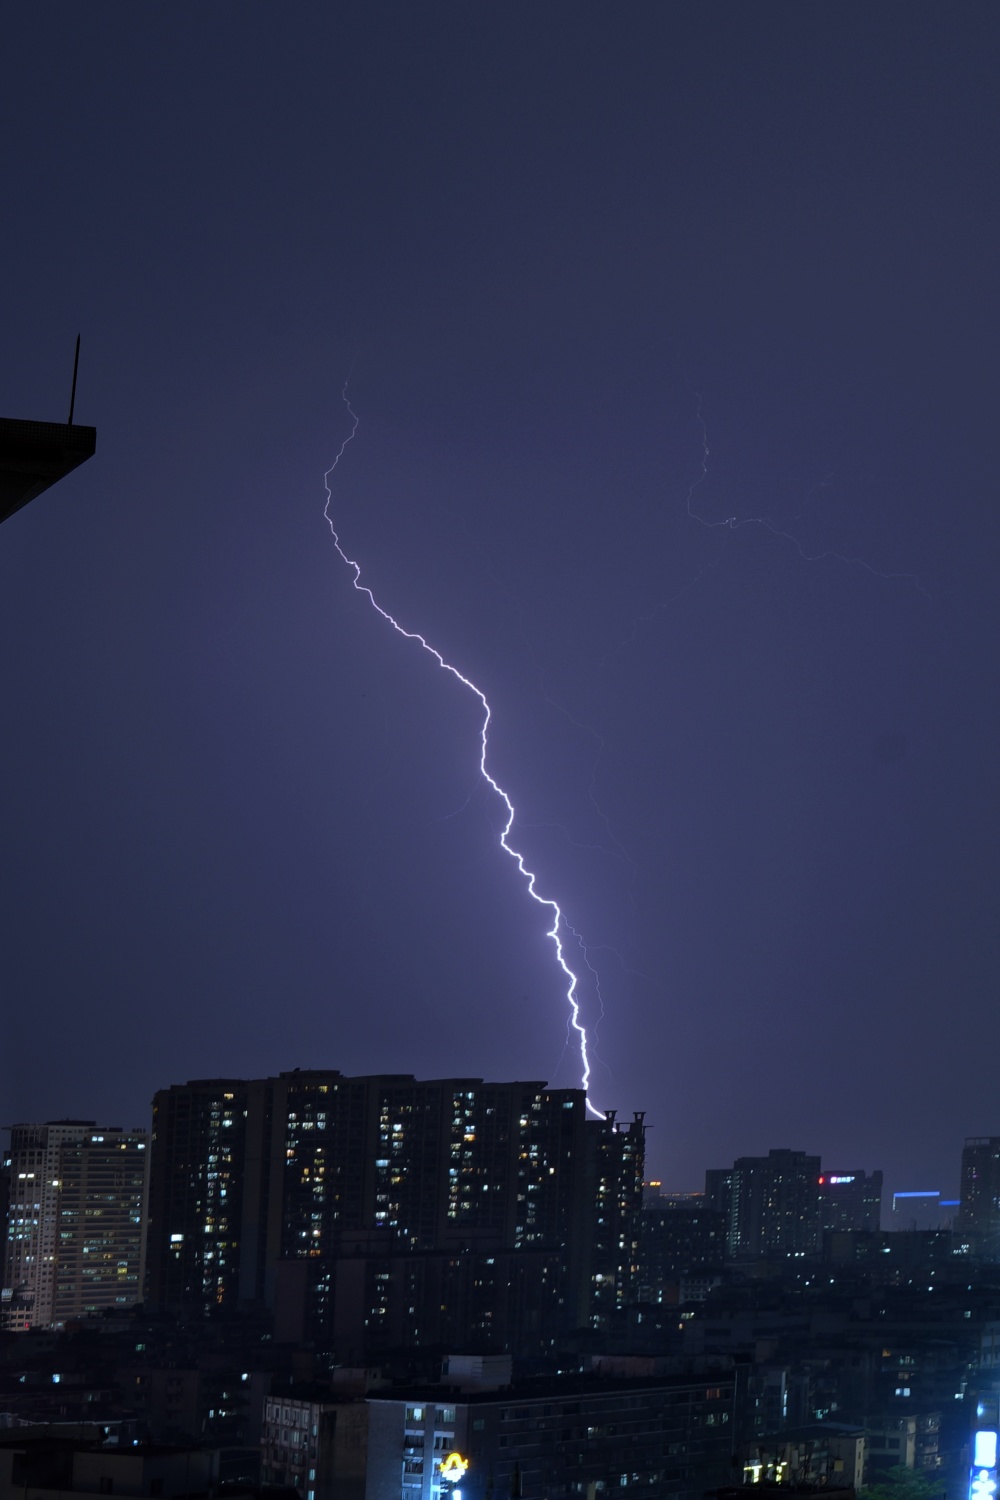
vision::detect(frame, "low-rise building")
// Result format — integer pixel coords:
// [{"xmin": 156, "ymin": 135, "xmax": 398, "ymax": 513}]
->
[
  {"xmin": 261, "ymin": 1389, "xmax": 368, "ymax": 1500},
  {"xmin": 365, "ymin": 1370, "xmax": 739, "ymax": 1500},
  {"xmin": 0, "ymin": 1439, "xmax": 217, "ymax": 1500},
  {"xmin": 741, "ymin": 1422, "xmax": 866, "ymax": 1490}
]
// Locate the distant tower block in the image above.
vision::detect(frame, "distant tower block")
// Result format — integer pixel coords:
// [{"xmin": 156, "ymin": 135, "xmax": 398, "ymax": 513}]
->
[{"xmin": 0, "ymin": 417, "xmax": 96, "ymax": 524}]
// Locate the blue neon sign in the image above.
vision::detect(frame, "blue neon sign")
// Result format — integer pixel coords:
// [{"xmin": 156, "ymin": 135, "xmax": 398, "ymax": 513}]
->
[{"xmin": 975, "ymin": 1433, "xmax": 998, "ymax": 1471}]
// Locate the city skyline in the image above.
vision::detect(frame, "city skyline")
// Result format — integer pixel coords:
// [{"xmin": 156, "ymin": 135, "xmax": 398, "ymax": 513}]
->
[
  {"xmin": 5, "ymin": 1082, "xmax": 996, "ymax": 1347},
  {"xmin": 1, "ymin": 1082, "xmax": 965, "ymax": 1207},
  {"xmin": 2, "ymin": 5, "xmax": 998, "ymax": 1198}
]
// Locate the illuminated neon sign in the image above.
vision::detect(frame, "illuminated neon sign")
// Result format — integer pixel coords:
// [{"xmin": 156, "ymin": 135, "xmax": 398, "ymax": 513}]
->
[
  {"xmin": 970, "ymin": 1469, "xmax": 997, "ymax": 1500},
  {"xmin": 970, "ymin": 1428, "xmax": 999, "ymax": 1500},
  {"xmin": 438, "ymin": 1451, "xmax": 470, "ymax": 1499},
  {"xmin": 439, "ymin": 1451, "xmax": 470, "ymax": 1484},
  {"xmin": 440, "ymin": 1453, "xmax": 469, "ymax": 1478},
  {"xmin": 975, "ymin": 1433, "xmax": 999, "ymax": 1471}
]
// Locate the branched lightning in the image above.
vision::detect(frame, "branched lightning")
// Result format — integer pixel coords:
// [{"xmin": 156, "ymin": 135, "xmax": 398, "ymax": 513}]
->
[
  {"xmin": 599, "ymin": 379, "xmax": 931, "ymax": 669},
  {"xmin": 323, "ymin": 388, "xmax": 605, "ymax": 1117},
  {"xmin": 682, "ymin": 381, "xmax": 932, "ymax": 598}
]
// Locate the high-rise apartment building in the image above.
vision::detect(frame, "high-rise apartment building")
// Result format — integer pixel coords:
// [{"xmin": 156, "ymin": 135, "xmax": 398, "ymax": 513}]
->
[
  {"xmin": 145, "ymin": 1078, "xmax": 273, "ymax": 1311},
  {"xmin": 818, "ymin": 1169, "xmax": 883, "ymax": 1235},
  {"xmin": 146, "ymin": 1072, "xmax": 645, "ymax": 1356},
  {"xmin": 960, "ymin": 1137, "xmax": 1000, "ymax": 1256},
  {"xmin": 705, "ymin": 1148, "xmax": 821, "ymax": 1259},
  {"xmin": 1, "ymin": 1121, "xmax": 148, "ymax": 1331}
]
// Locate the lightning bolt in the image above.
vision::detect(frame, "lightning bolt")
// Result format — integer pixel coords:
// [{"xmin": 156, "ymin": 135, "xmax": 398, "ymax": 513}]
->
[{"xmin": 323, "ymin": 388, "xmax": 605, "ymax": 1118}]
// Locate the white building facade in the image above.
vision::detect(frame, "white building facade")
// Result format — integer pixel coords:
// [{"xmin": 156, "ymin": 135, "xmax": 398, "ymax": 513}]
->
[{"xmin": 1, "ymin": 1120, "xmax": 148, "ymax": 1330}]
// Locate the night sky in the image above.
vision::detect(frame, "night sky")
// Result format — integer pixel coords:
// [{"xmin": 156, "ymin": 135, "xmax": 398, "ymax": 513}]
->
[{"xmin": 2, "ymin": 4, "xmax": 998, "ymax": 1200}]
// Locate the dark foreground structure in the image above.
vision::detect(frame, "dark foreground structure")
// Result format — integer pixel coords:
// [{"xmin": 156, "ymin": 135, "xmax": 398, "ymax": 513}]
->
[{"xmin": 0, "ymin": 416, "xmax": 96, "ymax": 524}]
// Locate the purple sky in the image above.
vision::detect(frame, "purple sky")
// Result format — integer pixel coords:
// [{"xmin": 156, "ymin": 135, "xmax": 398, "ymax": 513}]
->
[{"xmin": 2, "ymin": 4, "xmax": 998, "ymax": 1199}]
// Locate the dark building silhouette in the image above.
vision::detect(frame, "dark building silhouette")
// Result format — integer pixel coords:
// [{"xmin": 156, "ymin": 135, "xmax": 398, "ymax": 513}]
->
[
  {"xmin": 0, "ymin": 1438, "xmax": 222, "ymax": 1500},
  {"xmin": 0, "ymin": 1147, "xmax": 9, "ymax": 1288},
  {"xmin": 147, "ymin": 1072, "xmax": 645, "ymax": 1357},
  {"xmin": 0, "ymin": 417, "xmax": 95, "ymax": 525},
  {"xmin": 637, "ymin": 1200, "xmax": 726, "ymax": 1303},
  {"xmin": 145, "ymin": 1078, "xmax": 276, "ymax": 1312},
  {"xmin": 818, "ymin": 1169, "xmax": 882, "ymax": 1236},
  {"xmin": 820, "ymin": 1227, "xmax": 958, "ymax": 1282},
  {"xmin": 705, "ymin": 1149, "xmax": 821, "ymax": 1259},
  {"xmin": 959, "ymin": 1137, "xmax": 1000, "ymax": 1255},
  {"xmin": 890, "ymin": 1189, "xmax": 954, "ymax": 1231}
]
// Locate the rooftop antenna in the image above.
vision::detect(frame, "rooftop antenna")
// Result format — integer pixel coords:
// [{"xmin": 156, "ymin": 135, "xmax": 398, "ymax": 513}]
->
[{"xmin": 68, "ymin": 335, "xmax": 81, "ymax": 425}]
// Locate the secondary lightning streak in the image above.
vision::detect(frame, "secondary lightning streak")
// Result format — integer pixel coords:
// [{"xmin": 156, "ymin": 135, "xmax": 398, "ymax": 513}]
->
[
  {"xmin": 601, "ymin": 380, "xmax": 930, "ymax": 672},
  {"xmin": 323, "ymin": 390, "xmax": 604, "ymax": 1118},
  {"xmin": 682, "ymin": 382, "xmax": 931, "ymax": 597}
]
